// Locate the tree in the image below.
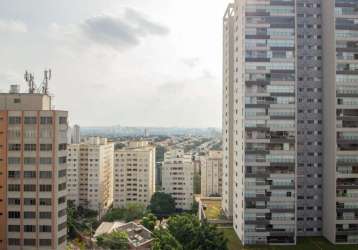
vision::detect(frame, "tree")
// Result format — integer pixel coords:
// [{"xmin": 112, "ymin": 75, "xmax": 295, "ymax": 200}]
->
[
  {"xmin": 140, "ymin": 213, "xmax": 157, "ymax": 231},
  {"xmin": 167, "ymin": 214, "xmax": 228, "ymax": 250},
  {"xmin": 167, "ymin": 214, "xmax": 200, "ymax": 249},
  {"xmin": 192, "ymin": 221, "xmax": 228, "ymax": 250},
  {"xmin": 102, "ymin": 203, "xmax": 146, "ymax": 222},
  {"xmin": 148, "ymin": 192, "xmax": 176, "ymax": 217},
  {"xmin": 96, "ymin": 231, "xmax": 129, "ymax": 250},
  {"xmin": 153, "ymin": 227, "xmax": 183, "ymax": 250},
  {"xmin": 67, "ymin": 201, "xmax": 78, "ymax": 239}
]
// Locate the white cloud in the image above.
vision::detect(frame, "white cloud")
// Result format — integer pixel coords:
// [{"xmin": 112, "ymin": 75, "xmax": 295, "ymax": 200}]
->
[{"xmin": 0, "ymin": 20, "xmax": 27, "ymax": 33}]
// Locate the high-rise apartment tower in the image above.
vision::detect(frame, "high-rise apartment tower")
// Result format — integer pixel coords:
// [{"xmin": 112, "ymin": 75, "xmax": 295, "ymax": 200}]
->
[{"xmin": 223, "ymin": 0, "xmax": 358, "ymax": 245}]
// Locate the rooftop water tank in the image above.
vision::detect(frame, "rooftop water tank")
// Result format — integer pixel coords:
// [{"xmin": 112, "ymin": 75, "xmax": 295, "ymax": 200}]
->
[{"xmin": 9, "ymin": 84, "xmax": 20, "ymax": 94}]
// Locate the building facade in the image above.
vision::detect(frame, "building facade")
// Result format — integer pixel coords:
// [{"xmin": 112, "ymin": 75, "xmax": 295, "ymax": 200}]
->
[
  {"xmin": 322, "ymin": 0, "xmax": 358, "ymax": 244},
  {"xmin": 113, "ymin": 141, "xmax": 156, "ymax": 208},
  {"xmin": 67, "ymin": 137, "xmax": 114, "ymax": 217},
  {"xmin": 224, "ymin": 0, "xmax": 297, "ymax": 245},
  {"xmin": 200, "ymin": 151, "xmax": 223, "ymax": 197},
  {"xmin": 0, "ymin": 88, "xmax": 68, "ymax": 249},
  {"xmin": 71, "ymin": 124, "xmax": 80, "ymax": 144},
  {"xmin": 223, "ymin": 0, "xmax": 358, "ymax": 245},
  {"xmin": 162, "ymin": 150, "xmax": 194, "ymax": 210}
]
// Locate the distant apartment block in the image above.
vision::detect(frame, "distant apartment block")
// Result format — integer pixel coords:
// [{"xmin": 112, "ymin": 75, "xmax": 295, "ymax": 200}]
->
[
  {"xmin": 223, "ymin": 0, "xmax": 358, "ymax": 245},
  {"xmin": 71, "ymin": 124, "xmax": 80, "ymax": 144},
  {"xmin": 0, "ymin": 85, "xmax": 68, "ymax": 249},
  {"xmin": 67, "ymin": 137, "xmax": 114, "ymax": 217},
  {"xmin": 200, "ymin": 151, "xmax": 223, "ymax": 197},
  {"xmin": 162, "ymin": 150, "xmax": 194, "ymax": 210},
  {"xmin": 113, "ymin": 141, "xmax": 156, "ymax": 208}
]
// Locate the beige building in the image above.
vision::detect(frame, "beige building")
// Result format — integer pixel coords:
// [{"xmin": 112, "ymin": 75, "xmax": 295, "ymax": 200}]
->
[
  {"xmin": 0, "ymin": 87, "xmax": 68, "ymax": 249},
  {"xmin": 113, "ymin": 141, "xmax": 156, "ymax": 208},
  {"xmin": 162, "ymin": 150, "xmax": 194, "ymax": 210},
  {"xmin": 67, "ymin": 137, "xmax": 114, "ymax": 217},
  {"xmin": 200, "ymin": 151, "xmax": 223, "ymax": 197}
]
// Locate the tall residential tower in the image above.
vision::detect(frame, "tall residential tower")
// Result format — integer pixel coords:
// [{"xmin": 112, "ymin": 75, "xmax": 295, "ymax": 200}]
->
[
  {"xmin": 0, "ymin": 85, "xmax": 68, "ymax": 249},
  {"xmin": 223, "ymin": 0, "xmax": 358, "ymax": 245}
]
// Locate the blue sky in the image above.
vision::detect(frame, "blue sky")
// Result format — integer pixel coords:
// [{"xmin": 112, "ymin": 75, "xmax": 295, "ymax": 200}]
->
[{"xmin": 0, "ymin": 0, "xmax": 230, "ymax": 127}]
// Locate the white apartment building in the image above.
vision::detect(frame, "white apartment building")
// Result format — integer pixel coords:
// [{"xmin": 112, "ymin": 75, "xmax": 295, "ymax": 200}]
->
[
  {"xmin": 113, "ymin": 141, "xmax": 156, "ymax": 208},
  {"xmin": 67, "ymin": 137, "xmax": 114, "ymax": 217},
  {"xmin": 200, "ymin": 151, "xmax": 223, "ymax": 197},
  {"xmin": 0, "ymin": 86, "xmax": 68, "ymax": 249},
  {"xmin": 162, "ymin": 150, "xmax": 194, "ymax": 210}
]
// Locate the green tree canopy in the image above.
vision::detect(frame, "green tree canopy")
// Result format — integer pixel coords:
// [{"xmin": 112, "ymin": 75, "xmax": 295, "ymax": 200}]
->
[
  {"xmin": 167, "ymin": 214, "xmax": 228, "ymax": 250},
  {"xmin": 140, "ymin": 213, "xmax": 157, "ymax": 231},
  {"xmin": 167, "ymin": 214, "xmax": 200, "ymax": 249},
  {"xmin": 96, "ymin": 231, "xmax": 129, "ymax": 250},
  {"xmin": 102, "ymin": 203, "xmax": 146, "ymax": 222},
  {"xmin": 153, "ymin": 227, "xmax": 183, "ymax": 250},
  {"xmin": 148, "ymin": 192, "xmax": 176, "ymax": 217}
]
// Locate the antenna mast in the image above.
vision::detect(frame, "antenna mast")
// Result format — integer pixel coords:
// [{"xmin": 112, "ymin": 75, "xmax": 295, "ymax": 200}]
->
[
  {"xmin": 42, "ymin": 69, "xmax": 51, "ymax": 94},
  {"xmin": 24, "ymin": 71, "xmax": 36, "ymax": 93}
]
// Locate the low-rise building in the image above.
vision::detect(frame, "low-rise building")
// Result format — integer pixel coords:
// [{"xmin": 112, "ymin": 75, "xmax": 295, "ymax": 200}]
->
[
  {"xmin": 162, "ymin": 149, "xmax": 194, "ymax": 210},
  {"xmin": 94, "ymin": 222, "xmax": 153, "ymax": 250},
  {"xmin": 113, "ymin": 141, "xmax": 156, "ymax": 208}
]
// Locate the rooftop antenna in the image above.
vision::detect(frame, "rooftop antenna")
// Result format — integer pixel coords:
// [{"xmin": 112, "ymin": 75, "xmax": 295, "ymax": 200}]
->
[
  {"xmin": 42, "ymin": 69, "xmax": 51, "ymax": 94},
  {"xmin": 24, "ymin": 70, "xmax": 36, "ymax": 93}
]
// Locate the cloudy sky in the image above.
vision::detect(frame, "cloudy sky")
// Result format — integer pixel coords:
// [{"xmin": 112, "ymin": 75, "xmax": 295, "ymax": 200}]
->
[{"xmin": 0, "ymin": 0, "xmax": 230, "ymax": 127}]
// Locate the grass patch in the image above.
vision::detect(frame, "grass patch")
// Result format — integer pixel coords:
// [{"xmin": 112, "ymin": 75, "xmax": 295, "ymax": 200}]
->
[
  {"xmin": 219, "ymin": 228, "xmax": 358, "ymax": 250},
  {"xmin": 202, "ymin": 199, "xmax": 221, "ymax": 220}
]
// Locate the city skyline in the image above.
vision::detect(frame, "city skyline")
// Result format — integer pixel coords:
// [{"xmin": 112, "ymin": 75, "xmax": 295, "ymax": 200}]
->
[{"xmin": 0, "ymin": 0, "xmax": 230, "ymax": 128}]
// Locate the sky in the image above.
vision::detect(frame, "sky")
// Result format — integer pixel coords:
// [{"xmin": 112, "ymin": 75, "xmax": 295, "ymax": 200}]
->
[{"xmin": 0, "ymin": 0, "xmax": 231, "ymax": 127}]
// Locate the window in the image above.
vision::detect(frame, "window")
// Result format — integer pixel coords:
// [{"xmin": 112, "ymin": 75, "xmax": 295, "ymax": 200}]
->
[
  {"xmin": 59, "ymin": 156, "xmax": 66, "ymax": 164},
  {"xmin": 58, "ymin": 222, "xmax": 66, "ymax": 231},
  {"xmin": 39, "ymin": 198, "xmax": 51, "ymax": 206},
  {"xmin": 39, "ymin": 225, "xmax": 51, "ymax": 232},
  {"xmin": 24, "ymin": 158, "xmax": 36, "ymax": 165},
  {"xmin": 24, "ymin": 185, "xmax": 36, "ymax": 192},
  {"xmin": 24, "ymin": 225, "xmax": 36, "ymax": 232},
  {"xmin": 58, "ymin": 235, "xmax": 66, "ymax": 244},
  {"xmin": 8, "ymin": 211, "xmax": 20, "ymax": 219},
  {"xmin": 58, "ymin": 196, "xmax": 66, "ymax": 204},
  {"xmin": 8, "ymin": 171, "xmax": 20, "ymax": 178},
  {"xmin": 13, "ymin": 98, "xmax": 21, "ymax": 104},
  {"xmin": 24, "ymin": 198, "xmax": 36, "ymax": 206},
  {"xmin": 39, "ymin": 239, "xmax": 51, "ymax": 246},
  {"xmin": 8, "ymin": 144, "xmax": 21, "ymax": 151},
  {"xmin": 8, "ymin": 198, "xmax": 20, "ymax": 205},
  {"xmin": 9, "ymin": 117, "xmax": 21, "ymax": 124},
  {"xmin": 40, "ymin": 117, "xmax": 52, "ymax": 124},
  {"xmin": 58, "ymin": 209, "xmax": 66, "ymax": 217},
  {"xmin": 8, "ymin": 157, "xmax": 20, "ymax": 165},
  {"xmin": 58, "ymin": 143, "xmax": 67, "ymax": 150},
  {"xmin": 24, "ymin": 239, "xmax": 36, "ymax": 246},
  {"xmin": 58, "ymin": 182, "xmax": 66, "ymax": 191},
  {"xmin": 58, "ymin": 169, "xmax": 66, "ymax": 178},
  {"xmin": 8, "ymin": 225, "xmax": 20, "ymax": 232},
  {"xmin": 40, "ymin": 144, "xmax": 52, "ymax": 151},
  {"xmin": 24, "ymin": 117, "xmax": 37, "ymax": 124},
  {"xmin": 8, "ymin": 238, "xmax": 20, "ymax": 246},
  {"xmin": 24, "ymin": 211, "xmax": 36, "ymax": 219},
  {"xmin": 40, "ymin": 185, "xmax": 52, "ymax": 192},
  {"xmin": 24, "ymin": 171, "xmax": 36, "ymax": 178},
  {"xmin": 39, "ymin": 212, "xmax": 51, "ymax": 219},
  {"xmin": 59, "ymin": 117, "xmax": 67, "ymax": 124},
  {"xmin": 24, "ymin": 144, "xmax": 36, "ymax": 151},
  {"xmin": 8, "ymin": 184, "xmax": 20, "ymax": 192},
  {"xmin": 40, "ymin": 157, "xmax": 52, "ymax": 165},
  {"xmin": 39, "ymin": 171, "xmax": 52, "ymax": 178}
]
